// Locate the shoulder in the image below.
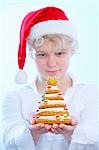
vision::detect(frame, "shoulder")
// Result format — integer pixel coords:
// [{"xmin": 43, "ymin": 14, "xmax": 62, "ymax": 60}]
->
[
  {"xmin": 77, "ymin": 83, "xmax": 98, "ymax": 91},
  {"xmin": 73, "ymin": 83, "xmax": 99, "ymax": 102},
  {"xmin": 70, "ymin": 73, "xmax": 99, "ymax": 94},
  {"xmin": 70, "ymin": 73, "xmax": 98, "ymax": 89},
  {"xmin": 80, "ymin": 83, "xmax": 98, "ymax": 94},
  {"xmin": 2, "ymin": 83, "xmax": 36, "ymax": 103},
  {"xmin": 75, "ymin": 83, "xmax": 99, "ymax": 97},
  {"xmin": 75, "ymin": 83, "xmax": 99, "ymax": 107}
]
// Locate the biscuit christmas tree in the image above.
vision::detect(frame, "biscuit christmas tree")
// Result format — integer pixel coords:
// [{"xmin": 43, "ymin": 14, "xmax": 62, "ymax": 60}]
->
[{"xmin": 33, "ymin": 76, "xmax": 71, "ymax": 125}]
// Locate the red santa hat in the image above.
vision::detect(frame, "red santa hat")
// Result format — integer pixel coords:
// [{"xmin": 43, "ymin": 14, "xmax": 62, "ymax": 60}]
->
[{"xmin": 15, "ymin": 6, "xmax": 77, "ymax": 84}]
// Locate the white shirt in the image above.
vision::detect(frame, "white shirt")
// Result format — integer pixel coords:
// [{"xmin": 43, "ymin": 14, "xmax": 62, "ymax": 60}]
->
[{"xmin": 1, "ymin": 76, "xmax": 99, "ymax": 150}]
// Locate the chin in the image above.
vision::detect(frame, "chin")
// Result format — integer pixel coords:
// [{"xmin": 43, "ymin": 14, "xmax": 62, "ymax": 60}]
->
[
  {"xmin": 44, "ymin": 74, "xmax": 64, "ymax": 81},
  {"xmin": 40, "ymin": 70, "xmax": 66, "ymax": 80}
]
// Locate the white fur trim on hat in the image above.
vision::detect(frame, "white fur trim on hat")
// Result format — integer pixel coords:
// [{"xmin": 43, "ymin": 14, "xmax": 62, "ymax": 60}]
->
[
  {"xmin": 29, "ymin": 20, "xmax": 77, "ymax": 40},
  {"xmin": 15, "ymin": 69, "xmax": 27, "ymax": 84}
]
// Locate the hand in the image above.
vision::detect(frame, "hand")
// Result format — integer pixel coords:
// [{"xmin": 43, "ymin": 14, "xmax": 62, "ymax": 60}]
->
[
  {"xmin": 50, "ymin": 118, "xmax": 78, "ymax": 144},
  {"xmin": 27, "ymin": 113, "xmax": 52, "ymax": 144},
  {"xmin": 28, "ymin": 122, "xmax": 52, "ymax": 144}
]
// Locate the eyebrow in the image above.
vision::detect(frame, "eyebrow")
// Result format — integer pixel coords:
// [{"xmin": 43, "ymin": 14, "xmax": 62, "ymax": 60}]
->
[
  {"xmin": 35, "ymin": 49, "xmax": 69, "ymax": 54},
  {"xmin": 35, "ymin": 50, "xmax": 47, "ymax": 53}
]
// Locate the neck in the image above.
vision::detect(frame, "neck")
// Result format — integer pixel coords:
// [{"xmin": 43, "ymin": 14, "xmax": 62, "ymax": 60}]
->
[{"xmin": 36, "ymin": 75, "xmax": 73, "ymax": 95}]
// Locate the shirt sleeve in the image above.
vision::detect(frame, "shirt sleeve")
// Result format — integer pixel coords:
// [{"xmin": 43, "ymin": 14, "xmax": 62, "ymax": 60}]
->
[
  {"xmin": 69, "ymin": 84, "xmax": 99, "ymax": 150},
  {"xmin": 1, "ymin": 91, "xmax": 36, "ymax": 150}
]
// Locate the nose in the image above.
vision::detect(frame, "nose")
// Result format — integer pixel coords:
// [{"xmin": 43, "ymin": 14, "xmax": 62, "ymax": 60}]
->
[{"xmin": 47, "ymin": 54, "xmax": 57, "ymax": 68}]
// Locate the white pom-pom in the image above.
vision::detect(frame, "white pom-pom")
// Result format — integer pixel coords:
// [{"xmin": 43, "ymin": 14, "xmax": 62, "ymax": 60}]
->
[{"xmin": 15, "ymin": 69, "xmax": 27, "ymax": 84}]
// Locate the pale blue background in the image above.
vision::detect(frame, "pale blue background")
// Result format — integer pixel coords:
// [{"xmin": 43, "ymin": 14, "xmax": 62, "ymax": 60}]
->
[{"xmin": 0, "ymin": 0, "xmax": 99, "ymax": 149}]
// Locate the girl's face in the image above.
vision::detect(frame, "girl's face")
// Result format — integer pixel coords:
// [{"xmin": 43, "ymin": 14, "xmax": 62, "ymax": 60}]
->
[{"xmin": 33, "ymin": 39, "xmax": 72, "ymax": 81}]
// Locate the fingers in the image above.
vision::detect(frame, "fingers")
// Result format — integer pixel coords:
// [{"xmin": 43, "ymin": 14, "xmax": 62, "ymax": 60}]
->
[
  {"xmin": 71, "ymin": 119, "xmax": 78, "ymax": 126},
  {"xmin": 31, "ymin": 119, "xmax": 35, "ymax": 125},
  {"xmin": 27, "ymin": 112, "xmax": 36, "ymax": 124},
  {"xmin": 29, "ymin": 123, "xmax": 51, "ymax": 135},
  {"xmin": 59, "ymin": 123, "xmax": 76, "ymax": 132},
  {"xmin": 50, "ymin": 128, "xmax": 59, "ymax": 134},
  {"xmin": 45, "ymin": 124, "xmax": 52, "ymax": 130},
  {"xmin": 52, "ymin": 124, "xmax": 58, "ymax": 129},
  {"xmin": 29, "ymin": 119, "xmax": 78, "ymax": 135},
  {"xmin": 50, "ymin": 124, "xmax": 59, "ymax": 134},
  {"xmin": 45, "ymin": 123, "xmax": 76, "ymax": 134},
  {"xmin": 54, "ymin": 126, "xmax": 63, "ymax": 134},
  {"xmin": 39, "ymin": 123, "xmax": 45, "ymax": 128},
  {"xmin": 70, "ymin": 116, "xmax": 78, "ymax": 126},
  {"xmin": 39, "ymin": 124, "xmax": 52, "ymax": 133},
  {"xmin": 28, "ymin": 123, "xmax": 44, "ymax": 130}
]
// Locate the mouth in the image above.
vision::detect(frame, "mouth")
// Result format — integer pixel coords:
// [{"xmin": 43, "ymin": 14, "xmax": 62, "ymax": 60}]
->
[{"xmin": 46, "ymin": 70, "xmax": 60, "ymax": 75}]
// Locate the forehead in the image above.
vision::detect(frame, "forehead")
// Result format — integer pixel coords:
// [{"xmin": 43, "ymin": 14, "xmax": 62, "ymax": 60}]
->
[{"xmin": 34, "ymin": 38, "xmax": 62, "ymax": 52}]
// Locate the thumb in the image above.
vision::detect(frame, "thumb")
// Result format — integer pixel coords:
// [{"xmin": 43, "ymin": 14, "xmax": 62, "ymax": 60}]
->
[{"xmin": 71, "ymin": 116, "xmax": 78, "ymax": 126}]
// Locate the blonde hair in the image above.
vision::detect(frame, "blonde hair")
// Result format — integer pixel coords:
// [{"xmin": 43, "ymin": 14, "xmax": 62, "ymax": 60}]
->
[{"xmin": 27, "ymin": 34, "xmax": 78, "ymax": 53}]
